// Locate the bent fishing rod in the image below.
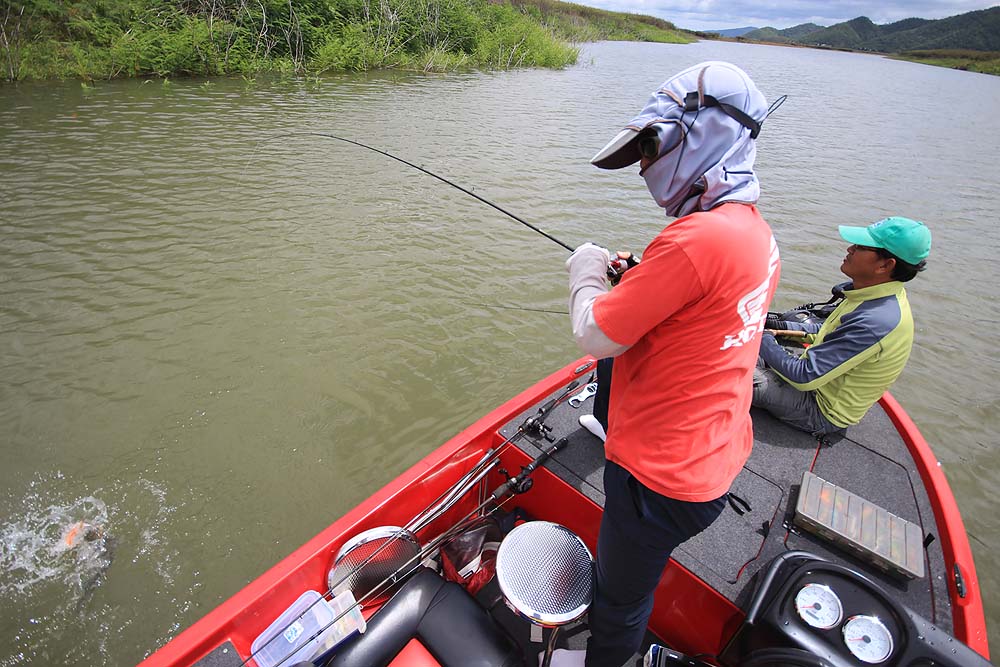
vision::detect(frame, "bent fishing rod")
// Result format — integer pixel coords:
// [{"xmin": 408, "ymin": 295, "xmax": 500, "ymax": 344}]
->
[
  {"xmin": 307, "ymin": 133, "xmax": 637, "ymax": 283},
  {"xmin": 308, "ymin": 132, "xmax": 575, "ymax": 252}
]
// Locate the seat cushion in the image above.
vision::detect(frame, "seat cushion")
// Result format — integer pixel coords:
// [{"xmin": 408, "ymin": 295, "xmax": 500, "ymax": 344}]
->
[
  {"xmin": 325, "ymin": 567, "xmax": 521, "ymax": 667},
  {"xmin": 388, "ymin": 639, "xmax": 440, "ymax": 667}
]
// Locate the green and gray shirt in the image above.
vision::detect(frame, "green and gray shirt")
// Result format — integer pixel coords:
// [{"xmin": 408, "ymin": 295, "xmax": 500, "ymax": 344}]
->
[{"xmin": 759, "ymin": 280, "xmax": 914, "ymax": 428}]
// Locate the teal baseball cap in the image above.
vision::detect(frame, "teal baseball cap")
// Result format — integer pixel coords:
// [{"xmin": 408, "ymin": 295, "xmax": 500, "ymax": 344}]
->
[{"xmin": 839, "ymin": 217, "xmax": 931, "ymax": 265}]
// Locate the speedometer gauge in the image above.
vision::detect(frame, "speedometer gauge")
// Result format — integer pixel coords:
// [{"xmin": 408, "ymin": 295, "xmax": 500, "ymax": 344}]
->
[
  {"xmin": 794, "ymin": 583, "xmax": 843, "ymax": 629},
  {"xmin": 843, "ymin": 615, "xmax": 894, "ymax": 663}
]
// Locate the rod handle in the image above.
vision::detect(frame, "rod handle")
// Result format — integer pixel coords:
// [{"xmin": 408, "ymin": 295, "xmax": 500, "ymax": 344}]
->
[{"xmin": 768, "ymin": 329, "xmax": 808, "ymax": 338}]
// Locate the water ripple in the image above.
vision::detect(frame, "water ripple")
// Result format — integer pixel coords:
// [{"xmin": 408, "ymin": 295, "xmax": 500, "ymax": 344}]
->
[{"xmin": 2, "ymin": 41, "xmax": 1000, "ymax": 664}]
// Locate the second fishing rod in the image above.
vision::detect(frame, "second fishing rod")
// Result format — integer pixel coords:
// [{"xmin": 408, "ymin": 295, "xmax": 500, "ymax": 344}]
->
[{"xmin": 307, "ymin": 132, "xmax": 637, "ymax": 282}]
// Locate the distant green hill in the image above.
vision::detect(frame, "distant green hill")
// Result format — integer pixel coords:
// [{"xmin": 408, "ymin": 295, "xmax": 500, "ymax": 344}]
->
[
  {"xmin": 743, "ymin": 23, "xmax": 825, "ymax": 42},
  {"xmin": 799, "ymin": 16, "xmax": 880, "ymax": 49},
  {"xmin": 742, "ymin": 27, "xmax": 794, "ymax": 43},
  {"xmin": 782, "ymin": 23, "xmax": 827, "ymax": 39},
  {"xmin": 744, "ymin": 7, "xmax": 1000, "ymax": 53},
  {"xmin": 881, "ymin": 17, "xmax": 931, "ymax": 35},
  {"xmin": 736, "ymin": 7, "xmax": 1000, "ymax": 76},
  {"xmin": 709, "ymin": 27, "xmax": 757, "ymax": 37},
  {"xmin": 860, "ymin": 7, "xmax": 1000, "ymax": 51}
]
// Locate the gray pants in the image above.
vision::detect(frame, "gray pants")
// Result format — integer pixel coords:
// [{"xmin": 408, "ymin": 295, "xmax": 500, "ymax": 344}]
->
[{"xmin": 752, "ymin": 358, "xmax": 843, "ymax": 436}]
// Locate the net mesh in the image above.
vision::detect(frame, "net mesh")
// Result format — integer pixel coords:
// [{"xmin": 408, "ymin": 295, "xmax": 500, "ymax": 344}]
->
[
  {"xmin": 328, "ymin": 529, "xmax": 420, "ymax": 606},
  {"xmin": 496, "ymin": 521, "xmax": 593, "ymax": 624}
]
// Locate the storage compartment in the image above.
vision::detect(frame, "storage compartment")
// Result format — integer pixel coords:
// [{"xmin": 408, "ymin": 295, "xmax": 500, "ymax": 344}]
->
[{"xmin": 250, "ymin": 590, "xmax": 365, "ymax": 667}]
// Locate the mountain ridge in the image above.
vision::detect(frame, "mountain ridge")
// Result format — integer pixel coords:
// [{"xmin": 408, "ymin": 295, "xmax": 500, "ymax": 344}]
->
[
  {"xmin": 742, "ymin": 7, "xmax": 1000, "ymax": 52},
  {"xmin": 706, "ymin": 26, "xmax": 757, "ymax": 37}
]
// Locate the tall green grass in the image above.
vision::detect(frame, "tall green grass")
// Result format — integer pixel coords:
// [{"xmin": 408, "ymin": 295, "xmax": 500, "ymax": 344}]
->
[
  {"xmin": 0, "ymin": 0, "xmax": 687, "ymax": 81},
  {"xmin": 507, "ymin": 0, "xmax": 689, "ymax": 43},
  {"xmin": 893, "ymin": 49, "xmax": 1000, "ymax": 75}
]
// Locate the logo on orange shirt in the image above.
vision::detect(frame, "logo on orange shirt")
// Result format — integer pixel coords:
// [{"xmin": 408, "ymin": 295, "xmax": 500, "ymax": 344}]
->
[{"xmin": 721, "ymin": 236, "xmax": 780, "ymax": 350}]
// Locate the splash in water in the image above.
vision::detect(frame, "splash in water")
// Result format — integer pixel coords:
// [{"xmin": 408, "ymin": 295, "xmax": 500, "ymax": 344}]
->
[
  {"xmin": 0, "ymin": 493, "xmax": 112, "ymax": 599},
  {"xmin": 0, "ymin": 474, "xmax": 183, "ymax": 666}
]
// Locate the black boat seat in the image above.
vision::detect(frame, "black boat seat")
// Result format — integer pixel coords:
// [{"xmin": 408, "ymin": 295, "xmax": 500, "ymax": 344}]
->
[{"xmin": 323, "ymin": 566, "xmax": 520, "ymax": 667}]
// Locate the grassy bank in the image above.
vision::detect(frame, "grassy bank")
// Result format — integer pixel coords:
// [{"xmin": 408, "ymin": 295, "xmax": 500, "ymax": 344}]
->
[
  {"xmin": 892, "ymin": 49, "xmax": 1000, "ymax": 75},
  {"xmin": 507, "ymin": 0, "xmax": 690, "ymax": 43},
  {"xmin": 0, "ymin": 0, "xmax": 691, "ymax": 81}
]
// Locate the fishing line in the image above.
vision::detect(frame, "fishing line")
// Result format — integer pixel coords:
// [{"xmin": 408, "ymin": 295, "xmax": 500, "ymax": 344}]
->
[
  {"xmin": 306, "ymin": 132, "xmax": 576, "ymax": 252},
  {"xmin": 463, "ymin": 302, "xmax": 568, "ymax": 315}
]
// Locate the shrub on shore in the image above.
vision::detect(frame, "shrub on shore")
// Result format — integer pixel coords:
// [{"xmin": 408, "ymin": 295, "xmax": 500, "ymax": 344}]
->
[
  {"xmin": 0, "ymin": 0, "xmax": 689, "ymax": 81},
  {"xmin": 893, "ymin": 49, "xmax": 1000, "ymax": 75}
]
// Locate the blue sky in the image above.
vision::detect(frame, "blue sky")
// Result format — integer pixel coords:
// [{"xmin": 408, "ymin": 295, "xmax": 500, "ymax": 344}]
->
[{"xmin": 574, "ymin": 0, "xmax": 999, "ymax": 31}]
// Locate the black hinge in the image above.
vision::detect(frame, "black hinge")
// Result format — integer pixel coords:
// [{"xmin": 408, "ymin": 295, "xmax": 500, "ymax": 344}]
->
[{"xmin": 954, "ymin": 563, "xmax": 967, "ymax": 599}]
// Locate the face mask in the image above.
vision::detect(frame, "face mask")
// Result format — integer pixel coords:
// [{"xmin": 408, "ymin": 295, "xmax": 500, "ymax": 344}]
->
[
  {"xmin": 639, "ymin": 118, "xmax": 704, "ymax": 217},
  {"xmin": 640, "ymin": 99, "xmax": 762, "ymax": 218},
  {"xmin": 591, "ymin": 62, "xmax": 777, "ymax": 217},
  {"xmin": 641, "ymin": 151, "xmax": 704, "ymax": 217}
]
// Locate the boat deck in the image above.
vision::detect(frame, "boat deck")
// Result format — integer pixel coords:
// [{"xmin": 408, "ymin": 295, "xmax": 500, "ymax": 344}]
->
[
  {"xmin": 186, "ymin": 368, "xmax": 959, "ymax": 667},
  {"xmin": 499, "ymin": 379, "xmax": 954, "ymax": 639}
]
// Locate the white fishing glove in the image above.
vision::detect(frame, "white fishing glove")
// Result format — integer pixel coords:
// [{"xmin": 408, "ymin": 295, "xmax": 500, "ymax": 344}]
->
[
  {"xmin": 566, "ymin": 242, "xmax": 610, "ymax": 283},
  {"xmin": 566, "ymin": 243, "xmax": 628, "ymax": 358}
]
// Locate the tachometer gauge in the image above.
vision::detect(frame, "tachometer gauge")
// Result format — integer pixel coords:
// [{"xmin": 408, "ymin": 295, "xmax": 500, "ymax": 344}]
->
[
  {"xmin": 794, "ymin": 583, "xmax": 843, "ymax": 629},
  {"xmin": 843, "ymin": 615, "xmax": 894, "ymax": 663}
]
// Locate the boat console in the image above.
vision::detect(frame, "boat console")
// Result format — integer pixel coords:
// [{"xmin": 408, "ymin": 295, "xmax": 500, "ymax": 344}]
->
[{"xmin": 721, "ymin": 551, "xmax": 992, "ymax": 667}]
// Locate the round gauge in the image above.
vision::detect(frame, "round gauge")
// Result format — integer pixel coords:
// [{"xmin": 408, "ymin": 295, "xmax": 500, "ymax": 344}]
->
[
  {"xmin": 843, "ymin": 615, "xmax": 894, "ymax": 664},
  {"xmin": 794, "ymin": 583, "xmax": 843, "ymax": 629}
]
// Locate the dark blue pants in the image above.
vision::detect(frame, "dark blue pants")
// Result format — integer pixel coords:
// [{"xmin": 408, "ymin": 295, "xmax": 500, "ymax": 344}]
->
[
  {"xmin": 585, "ymin": 460, "xmax": 726, "ymax": 667},
  {"xmin": 592, "ymin": 357, "xmax": 613, "ymax": 432}
]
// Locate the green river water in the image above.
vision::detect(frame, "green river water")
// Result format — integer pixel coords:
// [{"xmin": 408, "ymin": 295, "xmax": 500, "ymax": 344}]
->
[{"xmin": 1, "ymin": 40, "xmax": 999, "ymax": 665}]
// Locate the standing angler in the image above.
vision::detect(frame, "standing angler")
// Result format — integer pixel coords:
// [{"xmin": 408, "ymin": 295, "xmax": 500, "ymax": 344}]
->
[{"xmin": 562, "ymin": 61, "xmax": 780, "ymax": 666}]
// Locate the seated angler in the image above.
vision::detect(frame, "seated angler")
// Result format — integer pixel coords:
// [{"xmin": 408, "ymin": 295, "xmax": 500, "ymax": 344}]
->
[{"xmin": 753, "ymin": 217, "xmax": 931, "ymax": 436}]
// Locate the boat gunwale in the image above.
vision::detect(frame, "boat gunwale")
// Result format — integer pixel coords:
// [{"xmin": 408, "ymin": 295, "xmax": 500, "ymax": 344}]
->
[
  {"xmin": 138, "ymin": 359, "xmax": 593, "ymax": 667},
  {"xmin": 877, "ymin": 391, "xmax": 989, "ymax": 658}
]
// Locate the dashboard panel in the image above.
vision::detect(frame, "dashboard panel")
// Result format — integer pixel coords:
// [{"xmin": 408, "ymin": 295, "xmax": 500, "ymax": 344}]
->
[{"xmin": 720, "ymin": 552, "xmax": 991, "ymax": 667}]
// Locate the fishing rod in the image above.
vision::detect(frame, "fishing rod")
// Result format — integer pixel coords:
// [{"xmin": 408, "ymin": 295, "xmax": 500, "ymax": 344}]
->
[
  {"xmin": 237, "ymin": 377, "xmax": 587, "ymax": 667},
  {"xmin": 304, "ymin": 132, "xmax": 637, "ymax": 283},
  {"xmin": 269, "ymin": 434, "xmax": 575, "ymax": 667},
  {"xmin": 308, "ymin": 132, "xmax": 575, "ymax": 252}
]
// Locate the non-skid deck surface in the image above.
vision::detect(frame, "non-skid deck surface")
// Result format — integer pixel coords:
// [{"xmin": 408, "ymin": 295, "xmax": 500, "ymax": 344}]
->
[
  {"xmin": 192, "ymin": 641, "xmax": 243, "ymax": 667},
  {"xmin": 499, "ymin": 383, "xmax": 952, "ymax": 635}
]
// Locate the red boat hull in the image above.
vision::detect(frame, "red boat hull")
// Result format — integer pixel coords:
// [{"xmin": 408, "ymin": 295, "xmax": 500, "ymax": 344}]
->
[{"xmin": 140, "ymin": 358, "xmax": 988, "ymax": 666}]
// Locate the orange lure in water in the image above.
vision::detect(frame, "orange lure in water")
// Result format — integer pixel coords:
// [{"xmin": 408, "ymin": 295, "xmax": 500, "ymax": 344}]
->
[{"xmin": 63, "ymin": 521, "xmax": 102, "ymax": 547}]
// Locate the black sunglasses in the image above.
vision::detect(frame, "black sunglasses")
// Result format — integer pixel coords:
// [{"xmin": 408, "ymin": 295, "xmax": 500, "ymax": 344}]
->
[
  {"xmin": 636, "ymin": 123, "xmax": 685, "ymax": 162},
  {"xmin": 852, "ymin": 244, "xmax": 895, "ymax": 261},
  {"xmin": 637, "ymin": 133, "xmax": 660, "ymax": 160}
]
